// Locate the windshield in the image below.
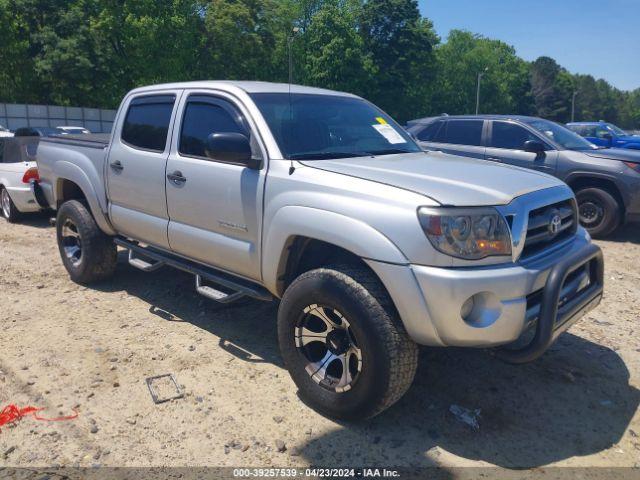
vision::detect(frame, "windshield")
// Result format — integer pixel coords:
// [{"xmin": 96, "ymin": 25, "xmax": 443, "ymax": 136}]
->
[
  {"xmin": 606, "ymin": 123, "xmax": 627, "ymax": 136},
  {"xmin": 524, "ymin": 119, "xmax": 598, "ymax": 151},
  {"xmin": 250, "ymin": 93, "xmax": 421, "ymax": 160}
]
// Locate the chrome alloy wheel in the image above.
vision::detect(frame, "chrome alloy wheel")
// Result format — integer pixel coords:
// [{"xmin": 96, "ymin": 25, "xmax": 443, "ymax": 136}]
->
[
  {"xmin": 61, "ymin": 218, "xmax": 83, "ymax": 267},
  {"xmin": 295, "ymin": 304, "xmax": 362, "ymax": 393},
  {"xmin": 1, "ymin": 189, "xmax": 10, "ymax": 218}
]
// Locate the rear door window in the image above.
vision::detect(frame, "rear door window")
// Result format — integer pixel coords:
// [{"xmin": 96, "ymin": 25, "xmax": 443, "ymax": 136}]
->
[
  {"xmin": 436, "ymin": 120, "xmax": 484, "ymax": 146},
  {"xmin": 121, "ymin": 95, "xmax": 176, "ymax": 152},
  {"xmin": 490, "ymin": 121, "xmax": 539, "ymax": 150}
]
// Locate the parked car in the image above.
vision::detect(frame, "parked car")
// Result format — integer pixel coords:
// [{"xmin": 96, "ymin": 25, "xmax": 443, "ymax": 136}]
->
[
  {"xmin": 34, "ymin": 82, "xmax": 603, "ymax": 419},
  {"xmin": 0, "ymin": 136, "xmax": 42, "ymax": 222},
  {"xmin": 567, "ymin": 121, "xmax": 640, "ymax": 150},
  {"xmin": 0, "ymin": 124, "xmax": 13, "ymax": 137},
  {"xmin": 407, "ymin": 115, "xmax": 640, "ymax": 237},
  {"xmin": 56, "ymin": 126, "xmax": 91, "ymax": 135}
]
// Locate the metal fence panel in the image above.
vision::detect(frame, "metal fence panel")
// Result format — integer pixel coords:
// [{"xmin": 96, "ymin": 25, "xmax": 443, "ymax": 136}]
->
[
  {"xmin": 48, "ymin": 106, "xmax": 66, "ymax": 119},
  {"xmin": 27, "ymin": 104, "xmax": 48, "ymax": 118},
  {"xmin": 6, "ymin": 104, "xmax": 27, "ymax": 117},
  {"xmin": 0, "ymin": 102, "xmax": 116, "ymax": 133},
  {"xmin": 101, "ymin": 110, "xmax": 116, "ymax": 122},
  {"xmin": 84, "ymin": 108, "xmax": 100, "ymax": 121}
]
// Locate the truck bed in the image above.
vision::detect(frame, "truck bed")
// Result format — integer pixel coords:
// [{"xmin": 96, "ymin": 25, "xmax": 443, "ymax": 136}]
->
[
  {"xmin": 40, "ymin": 133, "xmax": 111, "ymax": 148},
  {"xmin": 36, "ymin": 133, "xmax": 112, "ymax": 216}
]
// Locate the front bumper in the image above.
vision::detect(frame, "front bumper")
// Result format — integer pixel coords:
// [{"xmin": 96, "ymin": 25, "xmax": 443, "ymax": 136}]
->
[
  {"xmin": 367, "ymin": 229, "xmax": 603, "ymax": 358},
  {"xmin": 6, "ymin": 185, "xmax": 40, "ymax": 213}
]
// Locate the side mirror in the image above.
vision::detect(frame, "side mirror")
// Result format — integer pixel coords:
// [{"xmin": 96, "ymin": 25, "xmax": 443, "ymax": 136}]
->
[
  {"xmin": 523, "ymin": 140, "xmax": 546, "ymax": 155},
  {"xmin": 205, "ymin": 132, "xmax": 260, "ymax": 169},
  {"xmin": 601, "ymin": 132, "xmax": 613, "ymax": 145}
]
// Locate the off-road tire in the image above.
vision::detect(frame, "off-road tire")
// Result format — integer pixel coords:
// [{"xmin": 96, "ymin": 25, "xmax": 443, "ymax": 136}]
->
[
  {"xmin": 278, "ymin": 263, "xmax": 418, "ymax": 420},
  {"xmin": 576, "ymin": 187, "xmax": 621, "ymax": 238},
  {"xmin": 1, "ymin": 186, "xmax": 21, "ymax": 223},
  {"xmin": 56, "ymin": 200, "xmax": 117, "ymax": 284}
]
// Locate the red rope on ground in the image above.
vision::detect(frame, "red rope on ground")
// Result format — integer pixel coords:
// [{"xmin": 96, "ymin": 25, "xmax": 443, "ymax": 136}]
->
[{"xmin": 0, "ymin": 404, "xmax": 78, "ymax": 432}]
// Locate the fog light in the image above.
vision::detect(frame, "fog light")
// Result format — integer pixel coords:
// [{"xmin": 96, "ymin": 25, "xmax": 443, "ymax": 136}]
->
[
  {"xmin": 461, "ymin": 296, "xmax": 475, "ymax": 319},
  {"xmin": 460, "ymin": 292, "xmax": 502, "ymax": 328}
]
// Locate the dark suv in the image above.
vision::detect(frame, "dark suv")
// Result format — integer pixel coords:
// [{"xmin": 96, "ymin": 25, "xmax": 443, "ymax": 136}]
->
[{"xmin": 407, "ymin": 115, "xmax": 640, "ymax": 237}]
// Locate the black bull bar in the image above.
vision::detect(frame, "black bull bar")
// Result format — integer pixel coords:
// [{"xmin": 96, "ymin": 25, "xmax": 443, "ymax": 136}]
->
[{"xmin": 496, "ymin": 242, "xmax": 604, "ymax": 364}]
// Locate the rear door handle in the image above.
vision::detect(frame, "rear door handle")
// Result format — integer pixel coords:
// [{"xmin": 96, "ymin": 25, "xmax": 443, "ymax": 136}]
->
[
  {"xmin": 110, "ymin": 160, "xmax": 124, "ymax": 171},
  {"xmin": 167, "ymin": 171, "xmax": 187, "ymax": 185}
]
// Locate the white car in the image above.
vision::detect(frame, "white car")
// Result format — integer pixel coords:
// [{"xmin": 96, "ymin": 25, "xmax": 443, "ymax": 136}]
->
[
  {"xmin": 0, "ymin": 125, "xmax": 13, "ymax": 137},
  {"xmin": 0, "ymin": 136, "xmax": 42, "ymax": 222},
  {"xmin": 56, "ymin": 126, "xmax": 91, "ymax": 135}
]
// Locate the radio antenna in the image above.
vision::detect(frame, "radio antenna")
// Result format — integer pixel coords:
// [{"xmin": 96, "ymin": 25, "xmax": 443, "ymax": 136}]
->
[{"xmin": 287, "ymin": 26, "xmax": 300, "ymax": 175}]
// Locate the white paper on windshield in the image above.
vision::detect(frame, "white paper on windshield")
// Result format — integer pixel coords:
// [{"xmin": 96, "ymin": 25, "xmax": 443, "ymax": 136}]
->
[{"xmin": 372, "ymin": 124, "xmax": 407, "ymax": 144}]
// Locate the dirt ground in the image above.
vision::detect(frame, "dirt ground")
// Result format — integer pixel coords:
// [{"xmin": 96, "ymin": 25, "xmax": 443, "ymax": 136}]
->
[{"xmin": 0, "ymin": 213, "xmax": 639, "ymax": 470}]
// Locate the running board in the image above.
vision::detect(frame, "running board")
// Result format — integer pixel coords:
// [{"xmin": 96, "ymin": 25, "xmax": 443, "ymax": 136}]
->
[
  {"xmin": 128, "ymin": 250, "xmax": 165, "ymax": 272},
  {"xmin": 115, "ymin": 238, "xmax": 272, "ymax": 303},
  {"xmin": 196, "ymin": 275, "xmax": 245, "ymax": 304}
]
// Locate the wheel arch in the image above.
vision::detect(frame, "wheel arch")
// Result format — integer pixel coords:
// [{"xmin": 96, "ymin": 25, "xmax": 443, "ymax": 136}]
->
[
  {"xmin": 53, "ymin": 164, "xmax": 116, "ymax": 235},
  {"xmin": 565, "ymin": 174, "xmax": 625, "ymax": 215},
  {"xmin": 262, "ymin": 206, "xmax": 408, "ymax": 297},
  {"xmin": 277, "ymin": 237, "xmax": 377, "ymax": 296}
]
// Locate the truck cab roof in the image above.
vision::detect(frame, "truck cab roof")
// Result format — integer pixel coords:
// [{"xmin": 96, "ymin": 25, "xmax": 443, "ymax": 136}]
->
[{"xmin": 128, "ymin": 81, "xmax": 358, "ymax": 98}]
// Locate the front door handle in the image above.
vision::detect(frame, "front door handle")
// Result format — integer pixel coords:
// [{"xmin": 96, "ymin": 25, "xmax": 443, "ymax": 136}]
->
[
  {"xmin": 167, "ymin": 171, "xmax": 187, "ymax": 185},
  {"xmin": 486, "ymin": 156, "xmax": 501, "ymax": 162},
  {"xmin": 110, "ymin": 160, "xmax": 124, "ymax": 171}
]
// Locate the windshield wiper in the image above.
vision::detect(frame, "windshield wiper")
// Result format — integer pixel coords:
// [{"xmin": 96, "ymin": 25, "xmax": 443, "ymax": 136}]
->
[
  {"xmin": 366, "ymin": 148, "xmax": 417, "ymax": 156},
  {"xmin": 288, "ymin": 151, "xmax": 372, "ymax": 160}
]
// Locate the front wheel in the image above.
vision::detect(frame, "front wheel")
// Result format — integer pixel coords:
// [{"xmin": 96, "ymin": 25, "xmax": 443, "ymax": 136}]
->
[
  {"xmin": 576, "ymin": 187, "xmax": 621, "ymax": 238},
  {"xmin": 56, "ymin": 200, "xmax": 117, "ymax": 284},
  {"xmin": 277, "ymin": 264, "xmax": 418, "ymax": 420}
]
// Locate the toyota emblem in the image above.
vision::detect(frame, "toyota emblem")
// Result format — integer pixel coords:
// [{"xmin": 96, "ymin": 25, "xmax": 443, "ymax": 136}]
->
[{"xmin": 548, "ymin": 214, "xmax": 562, "ymax": 236}]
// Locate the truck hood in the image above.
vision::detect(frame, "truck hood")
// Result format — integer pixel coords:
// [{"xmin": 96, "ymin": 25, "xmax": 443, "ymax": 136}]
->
[
  {"xmin": 582, "ymin": 147, "xmax": 640, "ymax": 164},
  {"xmin": 617, "ymin": 135, "xmax": 640, "ymax": 144},
  {"xmin": 301, "ymin": 152, "xmax": 564, "ymax": 206}
]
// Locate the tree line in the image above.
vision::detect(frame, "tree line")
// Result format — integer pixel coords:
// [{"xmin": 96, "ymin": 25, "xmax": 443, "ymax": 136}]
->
[{"xmin": 2, "ymin": 0, "xmax": 639, "ymax": 127}]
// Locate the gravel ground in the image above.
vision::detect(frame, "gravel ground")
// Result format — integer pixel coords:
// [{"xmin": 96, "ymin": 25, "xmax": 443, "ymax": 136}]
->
[{"xmin": 0, "ymin": 214, "xmax": 639, "ymax": 469}]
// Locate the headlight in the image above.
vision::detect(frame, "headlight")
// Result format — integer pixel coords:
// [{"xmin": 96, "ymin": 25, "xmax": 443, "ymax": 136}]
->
[{"xmin": 418, "ymin": 207, "xmax": 512, "ymax": 260}]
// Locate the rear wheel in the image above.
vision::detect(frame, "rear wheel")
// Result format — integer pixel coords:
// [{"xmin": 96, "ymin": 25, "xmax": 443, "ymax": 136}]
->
[
  {"xmin": 1, "ymin": 187, "xmax": 21, "ymax": 223},
  {"xmin": 576, "ymin": 187, "xmax": 621, "ymax": 238},
  {"xmin": 56, "ymin": 200, "xmax": 117, "ymax": 284},
  {"xmin": 278, "ymin": 264, "xmax": 418, "ymax": 420}
]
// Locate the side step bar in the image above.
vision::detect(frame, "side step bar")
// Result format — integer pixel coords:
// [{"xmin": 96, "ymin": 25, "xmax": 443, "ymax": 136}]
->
[
  {"xmin": 115, "ymin": 238, "xmax": 272, "ymax": 304},
  {"xmin": 128, "ymin": 250, "xmax": 165, "ymax": 272},
  {"xmin": 196, "ymin": 275, "xmax": 245, "ymax": 304}
]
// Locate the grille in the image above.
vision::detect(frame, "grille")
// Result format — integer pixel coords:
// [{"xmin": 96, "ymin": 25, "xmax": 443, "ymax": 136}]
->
[{"xmin": 521, "ymin": 199, "xmax": 577, "ymax": 259}]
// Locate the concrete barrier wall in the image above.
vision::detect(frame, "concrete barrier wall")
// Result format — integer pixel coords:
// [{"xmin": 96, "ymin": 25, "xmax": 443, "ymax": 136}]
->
[{"xmin": 0, "ymin": 103, "xmax": 117, "ymax": 133}]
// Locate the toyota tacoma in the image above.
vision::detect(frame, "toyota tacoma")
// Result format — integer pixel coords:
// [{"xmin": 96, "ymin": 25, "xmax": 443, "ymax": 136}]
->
[{"xmin": 33, "ymin": 81, "xmax": 604, "ymax": 419}]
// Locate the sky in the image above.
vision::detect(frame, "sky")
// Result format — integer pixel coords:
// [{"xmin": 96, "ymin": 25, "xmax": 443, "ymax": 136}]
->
[{"xmin": 419, "ymin": 0, "xmax": 640, "ymax": 92}]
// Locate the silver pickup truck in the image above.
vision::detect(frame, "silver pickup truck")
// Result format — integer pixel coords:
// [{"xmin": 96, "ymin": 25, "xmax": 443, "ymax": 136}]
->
[{"xmin": 34, "ymin": 81, "xmax": 604, "ymax": 419}]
